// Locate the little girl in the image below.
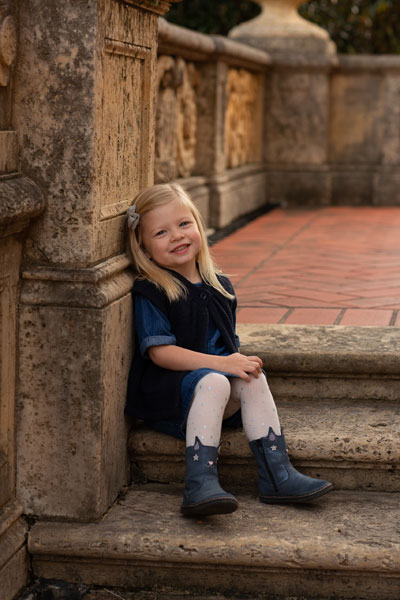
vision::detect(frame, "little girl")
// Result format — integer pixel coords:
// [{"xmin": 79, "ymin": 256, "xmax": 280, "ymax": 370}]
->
[{"xmin": 125, "ymin": 183, "xmax": 333, "ymax": 516}]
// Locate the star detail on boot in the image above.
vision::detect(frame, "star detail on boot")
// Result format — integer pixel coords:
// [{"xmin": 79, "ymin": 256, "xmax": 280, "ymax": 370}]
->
[
  {"xmin": 271, "ymin": 445, "xmax": 277, "ymax": 451},
  {"xmin": 193, "ymin": 454, "xmax": 199, "ymax": 461}
]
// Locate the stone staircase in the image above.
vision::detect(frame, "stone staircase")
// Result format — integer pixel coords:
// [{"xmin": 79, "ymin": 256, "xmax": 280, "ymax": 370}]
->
[{"xmin": 28, "ymin": 325, "xmax": 400, "ymax": 599}]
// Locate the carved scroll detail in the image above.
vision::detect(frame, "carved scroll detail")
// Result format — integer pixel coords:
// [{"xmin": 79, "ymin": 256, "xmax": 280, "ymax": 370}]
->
[
  {"xmin": 225, "ymin": 68, "xmax": 262, "ymax": 169},
  {"xmin": 0, "ymin": 14, "xmax": 17, "ymax": 87},
  {"xmin": 155, "ymin": 56, "xmax": 199, "ymax": 182}
]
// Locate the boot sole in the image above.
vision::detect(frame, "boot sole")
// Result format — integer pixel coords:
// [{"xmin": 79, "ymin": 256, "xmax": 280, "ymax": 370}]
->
[
  {"xmin": 260, "ymin": 482, "xmax": 334, "ymax": 504},
  {"xmin": 181, "ymin": 497, "xmax": 239, "ymax": 517}
]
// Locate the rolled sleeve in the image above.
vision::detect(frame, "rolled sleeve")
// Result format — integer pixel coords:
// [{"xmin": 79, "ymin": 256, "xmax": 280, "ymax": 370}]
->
[
  {"xmin": 134, "ymin": 295, "xmax": 176, "ymax": 359},
  {"xmin": 140, "ymin": 334, "xmax": 176, "ymax": 358}
]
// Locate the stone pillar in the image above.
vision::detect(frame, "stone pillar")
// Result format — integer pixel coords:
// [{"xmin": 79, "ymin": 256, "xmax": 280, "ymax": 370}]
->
[
  {"xmin": 230, "ymin": 0, "xmax": 337, "ymax": 207},
  {"xmin": 0, "ymin": 2, "xmax": 45, "ymax": 599},
  {"xmin": 14, "ymin": 0, "xmax": 176, "ymax": 521}
]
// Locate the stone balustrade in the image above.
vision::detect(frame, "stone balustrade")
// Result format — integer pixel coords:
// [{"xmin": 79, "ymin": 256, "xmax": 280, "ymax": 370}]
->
[
  {"xmin": 156, "ymin": 18, "xmax": 271, "ymax": 229},
  {"xmin": 158, "ymin": 10, "xmax": 400, "ymax": 217}
]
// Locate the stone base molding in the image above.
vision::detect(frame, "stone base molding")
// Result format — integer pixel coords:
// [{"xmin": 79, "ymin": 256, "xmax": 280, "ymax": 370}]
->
[
  {"xmin": 17, "ymin": 257, "xmax": 134, "ymax": 521},
  {"xmin": 208, "ymin": 164, "xmax": 268, "ymax": 229},
  {"xmin": 0, "ymin": 498, "xmax": 29, "ymax": 600}
]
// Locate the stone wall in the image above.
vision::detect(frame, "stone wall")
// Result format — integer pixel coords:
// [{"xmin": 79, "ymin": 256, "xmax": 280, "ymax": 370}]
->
[
  {"xmin": 156, "ymin": 19, "xmax": 270, "ymax": 229},
  {"xmin": 329, "ymin": 55, "xmax": 400, "ymax": 206},
  {"xmin": 265, "ymin": 54, "xmax": 400, "ymax": 207}
]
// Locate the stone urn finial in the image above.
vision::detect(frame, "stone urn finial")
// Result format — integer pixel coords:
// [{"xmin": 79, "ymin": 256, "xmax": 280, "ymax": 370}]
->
[{"xmin": 229, "ymin": 0, "xmax": 336, "ymax": 56}]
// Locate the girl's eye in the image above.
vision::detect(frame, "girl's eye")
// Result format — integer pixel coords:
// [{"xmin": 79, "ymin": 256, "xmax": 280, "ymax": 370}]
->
[
  {"xmin": 155, "ymin": 229, "xmax": 166, "ymax": 237},
  {"xmin": 180, "ymin": 220, "xmax": 191, "ymax": 227}
]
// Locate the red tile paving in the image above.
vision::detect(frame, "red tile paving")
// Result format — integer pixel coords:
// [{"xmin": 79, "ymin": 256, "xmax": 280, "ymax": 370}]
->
[{"xmin": 211, "ymin": 206, "xmax": 400, "ymax": 326}]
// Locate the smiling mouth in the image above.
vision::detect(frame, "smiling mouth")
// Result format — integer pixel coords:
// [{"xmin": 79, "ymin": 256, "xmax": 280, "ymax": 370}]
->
[{"xmin": 171, "ymin": 244, "xmax": 189, "ymax": 253}]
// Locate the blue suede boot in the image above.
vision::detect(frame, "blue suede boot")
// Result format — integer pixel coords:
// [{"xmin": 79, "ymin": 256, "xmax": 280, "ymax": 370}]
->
[
  {"xmin": 249, "ymin": 428, "xmax": 333, "ymax": 503},
  {"xmin": 181, "ymin": 437, "xmax": 239, "ymax": 516}
]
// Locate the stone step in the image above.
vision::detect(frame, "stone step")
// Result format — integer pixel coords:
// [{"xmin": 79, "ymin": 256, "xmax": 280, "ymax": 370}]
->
[
  {"xmin": 128, "ymin": 324, "xmax": 400, "ymax": 492},
  {"xmin": 237, "ymin": 324, "xmax": 400, "ymax": 401},
  {"xmin": 29, "ymin": 484, "xmax": 400, "ymax": 600},
  {"xmin": 129, "ymin": 397, "xmax": 400, "ymax": 493}
]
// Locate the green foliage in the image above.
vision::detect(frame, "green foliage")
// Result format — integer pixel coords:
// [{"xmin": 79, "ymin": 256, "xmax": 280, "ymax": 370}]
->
[
  {"xmin": 166, "ymin": 1, "xmax": 400, "ymax": 54},
  {"xmin": 299, "ymin": 0, "xmax": 400, "ymax": 54},
  {"xmin": 166, "ymin": 1, "xmax": 260, "ymax": 37}
]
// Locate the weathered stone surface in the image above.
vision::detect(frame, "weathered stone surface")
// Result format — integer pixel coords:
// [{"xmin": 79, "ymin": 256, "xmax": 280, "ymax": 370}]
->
[
  {"xmin": 0, "ymin": 176, "xmax": 44, "ymax": 515},
  {"xmin": 13, "ymin": 0, "xmax": 160, "ymax": 266},
  {"xmin": 0, "ymin": 130, "xmax": 17, "ymax": 174},
  {"xmin": 238, "ymin": 324, "xmax": 400, "ymax": 377},
  {"xmin": 155, "ymin": 55, "xmax": 199, "ymax": 183},
  {"xmin": 209, "ymin": 165, "xmax": 268, "ymax": 228},
  {"xmin": 158, "ymin": 18, "xmax": 271, "ymax": 69},
  {"xmin": 269, "ymin": 168, "xmax": 330, "ymax": 206},
  {"xmin": 0, "ymin": 12, "xmax": 17, "ymax": 87},
  {"xmin": 229, "ymin": 0, "xmax": 336, "ymax": 57},
  {"xmin": 29, "ymin": 485, "xmax": 400, "ymax": 599},
  {"xmin": 331, "ymin": 168, "xmax": 373, "ymax": 206},
  {"xmin": 20, "ymin": 255, "xmax": 133, "ymax": 309},
  {"xmin": 17, "ymin": 288, "xmax": 132, "ymax": 520},
  {"xmin": 329, "ymin": 72, "xmax": 384, "ymax": 165},
  {"xmin": 13, "ymin": 0, "xmax": 171, "ymax": 522},
  {"xmin": 0, "ymin": 176, "xmax": 44, "ymax": 235},
  {"xmin": 225, "ymin": 68, "xmax": 263, "ymax": 169},
  {"xmin": 194, "ymin": 61, "xmax": 228, "ymax": 178},
  {"xmin": 265, "ymin": 69, "xmax": 330, "ymax": 165},
  {"xmin": 129, "ymin": 396, "xmax": 400, "ymax": 492},
  {"xmin": 236, "ymin": 325, "xmax": 400, "ymax": 405},
  {"xmin": 0, "ymin": 498, "xmax": 29, "ymax": 600},
  {"xmin": 373, "ymin": 169, "xmax": 400, "ymax": 206}
]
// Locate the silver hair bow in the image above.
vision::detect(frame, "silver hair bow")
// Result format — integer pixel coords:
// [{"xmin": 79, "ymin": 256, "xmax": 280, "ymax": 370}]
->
[{"xmin": 127, "ymin": 204, "xmax": 140, "ymax": 231}]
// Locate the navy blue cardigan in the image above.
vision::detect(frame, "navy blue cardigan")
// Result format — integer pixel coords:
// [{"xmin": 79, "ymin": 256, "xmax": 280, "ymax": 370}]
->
[{"xmin": 125, "ymin": 271, "xmax": 238, "ymax": 421}]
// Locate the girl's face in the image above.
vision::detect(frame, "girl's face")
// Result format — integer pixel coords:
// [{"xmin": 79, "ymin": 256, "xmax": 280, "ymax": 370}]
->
[{"xmin": 140, "ymin": 198, "xmax": 202, "ymax": 281}]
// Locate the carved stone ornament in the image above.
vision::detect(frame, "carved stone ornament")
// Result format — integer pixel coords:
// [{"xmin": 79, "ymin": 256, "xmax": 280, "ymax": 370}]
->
[
  {"xmin": 155, "ymin": 56, "xmax": 199, "ymax": 182},
  {"xmin": 0, "ymin": 14, "xmax": 17, "ymax": 86},
  {"xmin": 225, "ymin": 68, "xmax": 262, "ymax": 169}
]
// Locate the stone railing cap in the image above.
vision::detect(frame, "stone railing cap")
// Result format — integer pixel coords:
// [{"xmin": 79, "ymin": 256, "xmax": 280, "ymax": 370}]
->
[{"xmin": 158, "ymin": 18, "xmax": 270, "ymax": 69}]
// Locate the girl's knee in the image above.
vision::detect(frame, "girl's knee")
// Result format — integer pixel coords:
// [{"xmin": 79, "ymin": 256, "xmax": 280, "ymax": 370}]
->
[{"xmin": 201, "ymin": 372, "xmax": 231, "ymax": 400}]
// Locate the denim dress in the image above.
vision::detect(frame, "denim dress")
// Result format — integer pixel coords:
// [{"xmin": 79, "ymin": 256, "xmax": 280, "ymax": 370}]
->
[{"xmin": 134, "ymin": 285, "xmax": 242, "ymax": 440}]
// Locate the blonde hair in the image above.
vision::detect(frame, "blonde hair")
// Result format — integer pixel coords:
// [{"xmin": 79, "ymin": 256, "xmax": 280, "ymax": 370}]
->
[{"xmin": 128, "ymin": 183, "xmax": 234, "ymax": 302}]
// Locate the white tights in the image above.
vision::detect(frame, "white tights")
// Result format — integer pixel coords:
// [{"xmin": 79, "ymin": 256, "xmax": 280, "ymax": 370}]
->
[{"xmin": 185, "ymin": 372, "xmax": 281, "ymax": 447}]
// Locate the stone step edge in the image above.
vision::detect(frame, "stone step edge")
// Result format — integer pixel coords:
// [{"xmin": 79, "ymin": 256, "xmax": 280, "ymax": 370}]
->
[
  {"xmin": 128, "ymin": 416, "xmax": 400, "ymax": 465},
  {"xmin": 237, "ymin": 324, "xmax": 400, "ymax": 376},
  {"xmin": 28, "ymin": 486, "xmax": 400, "ymax": 576}
]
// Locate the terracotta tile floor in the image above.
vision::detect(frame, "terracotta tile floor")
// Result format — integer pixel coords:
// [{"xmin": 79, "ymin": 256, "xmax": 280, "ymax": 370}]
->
[{"xmin": 211, "ymin": 206, "xmax": 400, "ymax": 326}]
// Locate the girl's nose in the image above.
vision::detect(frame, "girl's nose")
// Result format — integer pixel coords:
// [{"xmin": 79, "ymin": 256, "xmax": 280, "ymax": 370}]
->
[{"xmin": 171, "ymin": 228, "xmax": 184, "ymax": 241}]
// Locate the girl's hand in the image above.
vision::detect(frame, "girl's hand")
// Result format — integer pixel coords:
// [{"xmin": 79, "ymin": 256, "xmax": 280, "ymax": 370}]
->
[{"xmin": 219, "ymin": 353, "xmax": 263, "ymax": 382}]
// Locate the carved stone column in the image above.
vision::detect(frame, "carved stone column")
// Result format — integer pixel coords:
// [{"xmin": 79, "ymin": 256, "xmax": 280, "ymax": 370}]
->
[
  {"xmin": 230, "ymin": 0, "xmax": 337, "ymax": 207},
  {"xmin": 0, "ymin": 3, "xmax": 45, "ymax": 599},
  {"xmin": 14, "ymin": 0, "xmax": 177, "ymax": 521}
]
